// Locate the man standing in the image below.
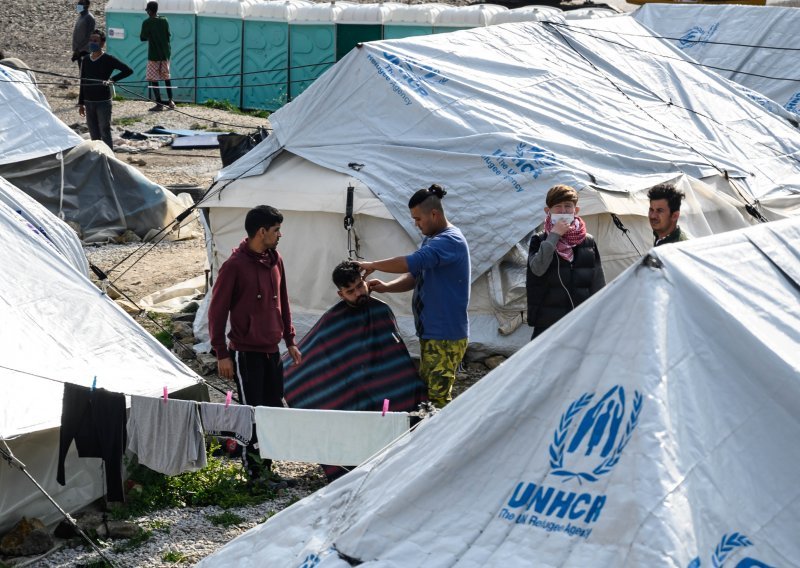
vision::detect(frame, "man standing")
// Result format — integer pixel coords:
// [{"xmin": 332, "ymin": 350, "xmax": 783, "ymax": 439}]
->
[
  {"xmin": 358, "ymin": 184, "xmax": 470, "ymax": 408},
  {"xmin": 140, "ymin": 1, "xmax": 175, "ymax": 111},
  {"xmin": 208, "ymin": 205, "xmax": 301, "ymax": 487},
  {"xmin": 78, "ymin": 30, "xmax": 133, "ymax": 151},
  {"xmin": 71, "ymin": 0, "xmax": 95, "ymax": 70},
  {"xmin": 648, "ymin": 183, "xmax": 691, "ymax": 246}
]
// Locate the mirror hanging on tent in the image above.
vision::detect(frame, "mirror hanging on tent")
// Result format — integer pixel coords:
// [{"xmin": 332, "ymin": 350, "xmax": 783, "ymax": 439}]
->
[{"xmin": 344, "ymin": 183, "xmax": 363, "ymax": 260}]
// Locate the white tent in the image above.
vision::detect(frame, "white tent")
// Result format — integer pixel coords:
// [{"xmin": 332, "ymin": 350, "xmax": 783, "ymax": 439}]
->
[
  {"xmin": 0, "ymin": 175, "xmax": 206, "ymax": 533},
  {"xmin": 0, "ymin": 64, "xmax": 197, "ymax": 243},
  {"xmin": 198, "ymin": 217, "xmax": 800, "ymax": 567},
  {"xmin": 198, "ymin": 17, "xmax": 800, "ymax": 356},
  {"xmin": 633, "ymin": 4, "xmax": 800, "ymax": 120}
]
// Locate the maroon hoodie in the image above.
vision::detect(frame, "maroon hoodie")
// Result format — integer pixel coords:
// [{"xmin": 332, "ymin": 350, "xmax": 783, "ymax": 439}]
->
[{"xmin": 208, "ymin": 239, "xmax": 296, "ymax": 360}]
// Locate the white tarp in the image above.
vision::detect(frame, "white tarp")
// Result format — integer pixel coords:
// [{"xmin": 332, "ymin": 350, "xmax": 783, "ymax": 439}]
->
[
  {"xmin": 0, "ymin": 175, "xmax": 88, "ymax": 275},
  {"xmin": 217, "ymin": 18, "xmax": 800, "ymax": 279},
  {"xmin": 0, "ymin": 65, "xmax": 200, "ymax": 242},
  {"xmin": 633, "ymin": 4, "xmax": 800, "ymax": 119},
  {"xmin": 198, "ymin": 218, "xmax": 800, "ymax": 568},
  {"xmin": 0, "ymin": 187, "xmax": 205, "ymax": 531},
  {"xmin": 0, "ymin": 65, "xmax": 83, "ymax": 165}
]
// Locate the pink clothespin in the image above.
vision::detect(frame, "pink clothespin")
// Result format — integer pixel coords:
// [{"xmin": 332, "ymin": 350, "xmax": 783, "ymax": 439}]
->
[
  {"xmin": 163, "ymin": 386, "xmax": 168, "ymax": 404},
  {"xmin": 225, "ymin": 391, "xmax": 232, "ymax": 408},
  {"xmin": 382, "ymin": 398, "xmax": 389, "ymax": 416}
]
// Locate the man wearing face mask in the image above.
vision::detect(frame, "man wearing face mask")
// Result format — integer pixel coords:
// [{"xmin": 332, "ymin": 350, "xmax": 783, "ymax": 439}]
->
[
  {"xmin": 71, "ymin": 0, "xmax": 95, "ymax": 70},
  {"xmin": 526, "ymin": 184, "xmax": 605, "ymax": 340},
  {"xmin": 78, "ymin": 30, "xmax": 133, "ymax": 150}
]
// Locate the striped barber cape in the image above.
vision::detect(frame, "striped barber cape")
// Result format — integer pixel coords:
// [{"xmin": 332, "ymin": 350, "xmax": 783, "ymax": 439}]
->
[{"xmin": 283, "ymin": 297, "xmax": 427, "ymax": 413}]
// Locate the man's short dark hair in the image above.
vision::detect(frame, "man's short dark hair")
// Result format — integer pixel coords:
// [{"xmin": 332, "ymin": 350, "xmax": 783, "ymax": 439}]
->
[
  {"xmin": 245, "ymin": 205, "xmax": 283, "ymax": 237},
  {"xmin": 81, "ymin": 0, "xmax": 91, "ymax": 6},
  {"xmin": 408, "ymin": 183, "xmax": 447, "ymax": 212},
  {"xmin": 332, "ymin": 261, "xmax": 362, "ymax": 289},
  {"xmin": 91, "ymin": 29, "xmax": 106, "ymax": 44},
  {"xmin": 146, "ymin": 1, "xmax": 159, "ymax": 13},
  {"xmin": 647, "ymin": 184, "xmax": 685, "ymax": 214}
]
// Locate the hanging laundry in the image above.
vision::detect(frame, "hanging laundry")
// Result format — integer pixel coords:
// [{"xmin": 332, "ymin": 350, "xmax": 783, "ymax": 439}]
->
[
  {"xmin": 127, "ymin": 396, "xmax": 207, "ymax": 476},
  {"xmin": 254, "ymin": 406, "xmax": 410, "ymax": 466},
  {"xmin": 57, "ymin": 383, "xmax": 127, "ymax": 502},
  {"xmin": 199, "ymin": 402, "xmax": 254, "ymax": 446}
]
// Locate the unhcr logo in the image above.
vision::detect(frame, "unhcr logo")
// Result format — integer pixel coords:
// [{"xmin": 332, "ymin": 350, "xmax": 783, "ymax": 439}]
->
[
  {"xmin": 482, "ymin": 142, "xmax": 559, "ymax": 192},
  {"xmin": 678, "ymin": 23, "xmax": 720, "ymax": 50},
  {"xmin": 366, "ymin": 51, "xmax": 448, "ymax": 107},
  {"xmin": 499, "ymin": 386, "xmax": 643, "ymax": 539},
  {"xmin": 688, "ymin": 533, "xmax": 775, "ymax": 568},
  {"xmin": 785, "ymin": 91, "xmax": 800, "ymax": 114},
  {"xmin": 549, "ymin": 385, "xmax": 642, "ymax": 483}
]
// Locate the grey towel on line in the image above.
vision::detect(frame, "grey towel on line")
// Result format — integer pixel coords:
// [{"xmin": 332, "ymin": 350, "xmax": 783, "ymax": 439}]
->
[{"xmin": 127, "ymin": 395, "xmax": 207, "ymax": 476}]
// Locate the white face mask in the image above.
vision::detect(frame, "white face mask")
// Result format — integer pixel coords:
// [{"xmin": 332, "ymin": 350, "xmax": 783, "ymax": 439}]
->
[
  {"xmin": 76, "ymin": 3, "xmax": 85, "ymax": 13},
  {"xmin": 550, "ymin": 213, "xmax": 574, "ymax": 225}
]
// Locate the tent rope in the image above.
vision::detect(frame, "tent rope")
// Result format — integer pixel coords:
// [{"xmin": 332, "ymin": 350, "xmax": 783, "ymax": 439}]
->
[{"xmin": 0, "ymin": 440, "xmax": 122, "ymax": 568}]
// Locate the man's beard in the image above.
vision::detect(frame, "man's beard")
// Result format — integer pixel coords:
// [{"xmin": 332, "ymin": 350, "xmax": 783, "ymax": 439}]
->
[{"xmin": 347, "ymin": 294, "xmax": 369, "ymax": 308}]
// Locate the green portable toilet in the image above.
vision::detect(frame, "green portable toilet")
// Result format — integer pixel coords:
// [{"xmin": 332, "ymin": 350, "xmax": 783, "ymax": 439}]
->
[
  {"xmin": 383, "ymin": 3, "xmax": 444, "ymax": 40},
  {"xmin": 289, "ymin": 2, "xmax": 346, "ymax": 101},
  {"xmin": 434, "ymin": 4, "xmax": 507, "ymax": 34},
  {"xmin": 106, "ymin": 0, "xmax": 149, "ymax": 100},
  {"xmin": 490, "ymin": 5, "xmax": 565, "ymax": 26},
  {"xmin": 159, "ymin": 0, "xmax": 202, "ymax": 103},
  {"xmin": 196, "ymin": 0, "xmax": 245, "ymax": 106},
  {"xmin": 335, "ymin": 3, "xmax": 397, "ymax": 62},
  {"xmin": 242, "ymin": 0, "xmax": 311, "ymax": 111}
]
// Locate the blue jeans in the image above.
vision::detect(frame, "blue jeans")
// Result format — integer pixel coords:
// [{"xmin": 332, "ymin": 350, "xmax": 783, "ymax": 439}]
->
[{"xmin": 84, "ymin": 100, "xmax": 113, "ymax": 150}]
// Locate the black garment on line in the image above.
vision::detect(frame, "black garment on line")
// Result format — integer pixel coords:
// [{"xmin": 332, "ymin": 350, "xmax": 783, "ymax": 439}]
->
[{"xmin": 57, "ymin": 383, "xmax": 127, "ymax": 502}]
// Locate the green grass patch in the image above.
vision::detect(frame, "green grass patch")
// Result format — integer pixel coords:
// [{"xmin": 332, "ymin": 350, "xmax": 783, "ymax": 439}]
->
[
  {"xmin": 206, "ymin": 511, "xmax": 245, "ymax": 527},
  {"xmin": 153, "ymin": 329, "xmax": 174, "ymax": 349},
  {"xmin": 162, "ymin": 549, "xmax": 189, "ymax": 563},
  {"xmin": 113, "ymin": 116, "xmax": 138, "ymax": 127},
  {"xmin": 201, "ymin": 99, "xmax": 271, "ymax": 119},
  {"xmin": 111, "ymin": 442, "xmax": 276, "ymax": 520}
]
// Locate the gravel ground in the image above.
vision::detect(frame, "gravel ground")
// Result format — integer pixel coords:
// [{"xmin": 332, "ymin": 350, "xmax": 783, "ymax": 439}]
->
[{"xmin": 1, "ymin": 1, "xmax": 501, "ymax": 565}]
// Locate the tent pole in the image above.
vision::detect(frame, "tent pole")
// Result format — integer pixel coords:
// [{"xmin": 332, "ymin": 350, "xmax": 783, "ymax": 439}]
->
[{"xmin": 0, "ymin": 440, "xmax": 121, "ymax": 568}]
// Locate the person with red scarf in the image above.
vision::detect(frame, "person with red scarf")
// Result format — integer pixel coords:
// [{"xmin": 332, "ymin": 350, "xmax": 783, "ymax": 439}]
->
[{"xmin": 526, "ymin": 185, "xmax": 605, "ymax": 340}]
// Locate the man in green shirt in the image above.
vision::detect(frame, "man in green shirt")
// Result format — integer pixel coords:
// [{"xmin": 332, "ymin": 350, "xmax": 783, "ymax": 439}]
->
[
  {"xmin": 648, "ymin": 183, "xmax": 691, "ymax": 247},
  {"xmin": 140, "ymin": 1, "xmax": 174, "ymax": 111}
]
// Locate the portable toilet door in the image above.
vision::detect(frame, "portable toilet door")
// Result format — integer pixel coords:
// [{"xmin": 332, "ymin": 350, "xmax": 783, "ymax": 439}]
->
[
  {"xmin": 434, "ymin": 4, "xmax": 508, "ymax": 34},
  {"xmin": 243, "ymin": 0, "xmax": 310, "ymax": 111},
  {"xmin": 383, "ymin": 3, "xmax": 444, "ymax": 40},
  {"xmin": 158, "ymin": 0, "xmax": 202, "ymax": 103},
  {"xmin": 289, "ymin": 2, "xmax": 346, "ymax": 101},
  {"xmin": 196, "ymin": 0, "xmax": 245, "ymax": 106},
  {"xmin": 335, "ymin": 3, "xmax": 397, "ymax": 61},
  {"xmin": 105, "ymin": 0, "xmax": 149, "ymax": 101},
  {"xmin": 490, "ymin": 5, "xmax": 565, "ymax": 26}
]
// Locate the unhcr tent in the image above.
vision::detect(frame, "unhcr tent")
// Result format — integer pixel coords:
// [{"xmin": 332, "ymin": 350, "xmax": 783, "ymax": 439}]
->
[
  {"xmin": 198, "ymin": 218, "xmax": 800, "ymax": 567},
  {"xmin": 0, "ymin": 176, "xmax": 206, "ymax": 533},
  {"xmin": 633, "ymin": 4, "xmax": 800, "ymax": 119},
  {"xmin": 0, "ymin": 64, "xmax": 197, "ymax": 243},
  {"xmin": 198, "ymin": 17, "xmax": 800, "ymax": 356}
]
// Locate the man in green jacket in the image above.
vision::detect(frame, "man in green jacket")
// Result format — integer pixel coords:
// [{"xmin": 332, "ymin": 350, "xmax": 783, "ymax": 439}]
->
[
  {"xmin": 648, "ymin": 183, "xmax": 691, "ymax": 247},
  {"xmin": 140, "ymin": 1, "xmax": 174, "ymax": 111}
]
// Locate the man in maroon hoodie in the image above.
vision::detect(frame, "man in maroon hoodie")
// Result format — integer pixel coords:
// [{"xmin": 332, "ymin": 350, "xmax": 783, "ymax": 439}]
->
[{"xmin": 209, "ymin": 205, "xmax": 302, "ymax": 487}]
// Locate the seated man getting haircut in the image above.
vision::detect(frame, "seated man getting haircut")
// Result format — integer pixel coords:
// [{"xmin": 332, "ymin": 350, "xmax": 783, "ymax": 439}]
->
[{"xmin": 282, "ymin": 261, "xmax": 427, "ymax": 480}]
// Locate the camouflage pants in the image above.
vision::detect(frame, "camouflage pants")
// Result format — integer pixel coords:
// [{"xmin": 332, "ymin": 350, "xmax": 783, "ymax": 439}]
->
[{"xmin": 419, "ymin": 338, "xmax": 468, "ymax": 408}]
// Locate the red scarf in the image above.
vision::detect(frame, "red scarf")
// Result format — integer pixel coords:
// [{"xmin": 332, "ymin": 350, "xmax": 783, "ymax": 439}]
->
[{"xmin": 544, "ymin": 215, "xmax": 587, "ymax": 262}]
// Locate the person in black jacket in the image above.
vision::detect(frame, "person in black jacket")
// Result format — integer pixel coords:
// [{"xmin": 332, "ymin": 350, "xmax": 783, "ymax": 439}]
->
[
  {"xmin": 526, "ymin": 184, "xmax": 605, "ymax": 340},
  {"xmin": 78, "ymin": 29, "xmax": 133, "ymax": 150}
]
